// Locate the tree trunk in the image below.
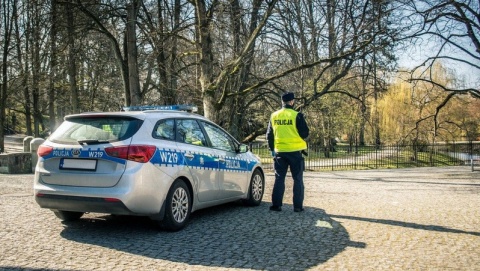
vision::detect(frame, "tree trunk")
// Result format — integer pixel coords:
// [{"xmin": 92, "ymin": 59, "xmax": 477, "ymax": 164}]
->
[
  {"xmin": 154, "ymin": 0, "xmax": 179, "ymax": 105},
  {"xmin": 327, "ymin": 0, "xmax": 336, "ymax": 58},
  {"xmin": 359, "ymin": 59, "xmax": 367, "ymax": 146},
  {"xmin": 0, "ymin": 0, "xmax": 12, "ymax": 152},
  {"xmin": 13, "ymin": 0, "xmax": 32, "ymax": 135},
  {"xmin": 66, "ymin": 1, "xmax": 79, "ymax": 113},
  {"xmin": 168, "ymin": 0, "xmax": 181, "ymax": 104},
  {"xmin": 194, "ymin": 0, "xmax": 217, "ymax": 120},
  {"xmin": 0, "ymin": 92, "xmax": 4, "ymax": 153},
  {"xmin": 155, "ymin": 0, "xmax": 168, "ymax": 104},
  {"xmin": 49, "ymin": 0, "xmax": 58, "ymax": 130},
  {"xmin": 194, "ymin": 0, "xmax": 278, "ymax": 123},
  {"xmin": 32, "ymin": 0, "xmax": 41, "ymax": 136},
  {"xmin": 127, "ymin": 3, "xmax": 141, "ymax": 105}
]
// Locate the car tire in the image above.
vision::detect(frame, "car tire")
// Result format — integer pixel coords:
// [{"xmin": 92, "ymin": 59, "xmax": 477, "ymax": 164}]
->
[
  {"xmin": 53, "ymin": 210, "xmax": 84, "ymax": 221},
  {"xmin": 161, "ymin": 179, "xmax": 191, "ymax": 231},
  {"xmin": 243, "ymin": 169, "xmax": 264, "ymax": 206}
]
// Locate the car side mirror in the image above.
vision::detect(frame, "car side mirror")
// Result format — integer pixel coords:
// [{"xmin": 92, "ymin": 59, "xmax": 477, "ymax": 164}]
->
[{"xmin": 238, "ymin": 144, "xmax": 249, "ymax": 153}]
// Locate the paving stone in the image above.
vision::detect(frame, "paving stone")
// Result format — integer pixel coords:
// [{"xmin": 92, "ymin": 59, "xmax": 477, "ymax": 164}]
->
[{"xmin": 0, "ymin": 166, "xmax": 478, "ymax": 270}]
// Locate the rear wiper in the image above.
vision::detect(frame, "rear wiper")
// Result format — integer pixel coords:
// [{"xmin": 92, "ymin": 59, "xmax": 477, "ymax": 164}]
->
[{"xmin": 78, "ymin": 139, "xmax": 109, "ymax": 145}]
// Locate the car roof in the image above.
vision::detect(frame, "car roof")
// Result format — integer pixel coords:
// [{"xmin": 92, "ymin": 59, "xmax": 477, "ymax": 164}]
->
[{"xmin": 64, "ymin": 110, "xmax": 208, "ymax": 121}]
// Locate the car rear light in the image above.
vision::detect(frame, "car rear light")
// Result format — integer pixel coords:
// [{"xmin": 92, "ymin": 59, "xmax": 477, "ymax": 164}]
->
[
  {"xmin": 104, "ymin": 198, "xmax": 121, "ymax": 202},
  {"xmin": 37, "ymin": 145, "xmax": 53, "ymax": 157},
  {"xmin": 105, "ymin": 145, "xmax": 156, "ymax": 163}
]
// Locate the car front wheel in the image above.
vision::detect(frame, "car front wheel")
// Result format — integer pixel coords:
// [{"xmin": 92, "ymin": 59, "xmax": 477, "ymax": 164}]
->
[
  {"xmin": 161, "ymin": 179, "xmax": 191, "ymax": 231},
  {"xmin": 243, "ymin": 169, "xmax": 264, "ymax": 206}
]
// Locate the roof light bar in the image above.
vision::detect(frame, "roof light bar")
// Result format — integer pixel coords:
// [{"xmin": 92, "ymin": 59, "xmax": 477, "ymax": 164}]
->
[{"xmin": 122, "ymin": 105, "xmax": 198, "ymax": 113}]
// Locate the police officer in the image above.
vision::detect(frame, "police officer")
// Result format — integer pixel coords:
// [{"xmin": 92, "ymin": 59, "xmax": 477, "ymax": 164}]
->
[{"xmin": 266, "ymin": 92, "xmax": 309, "ymax": 212}]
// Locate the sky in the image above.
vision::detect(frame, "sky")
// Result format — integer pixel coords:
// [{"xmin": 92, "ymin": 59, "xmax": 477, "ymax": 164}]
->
[{"xmin": 397, "ymin": 42, "xmax": 480, "ymax": 89}]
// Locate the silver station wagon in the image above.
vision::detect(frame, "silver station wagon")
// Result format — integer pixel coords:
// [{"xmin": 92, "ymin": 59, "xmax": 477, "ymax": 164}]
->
[{"xmin": 34, "ymin": 105, "xmax": 265, "ymax": 231}]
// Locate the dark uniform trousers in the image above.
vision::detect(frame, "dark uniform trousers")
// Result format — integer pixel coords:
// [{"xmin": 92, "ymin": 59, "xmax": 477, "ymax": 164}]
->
[{"xmin": 272, "ymin": 151, "xmax": 304, "ymax": 209}]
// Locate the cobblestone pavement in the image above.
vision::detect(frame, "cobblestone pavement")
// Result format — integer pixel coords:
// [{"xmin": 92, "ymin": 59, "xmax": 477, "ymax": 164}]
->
[{"xmin": 0, "ymin": 167, "xmax": 479, "ymax": 271}]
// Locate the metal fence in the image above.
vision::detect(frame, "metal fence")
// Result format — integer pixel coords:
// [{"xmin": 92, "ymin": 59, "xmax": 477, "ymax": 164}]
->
[{"xmin": 251, "ymin": 142, "xmax": 480, "ymax": 171}]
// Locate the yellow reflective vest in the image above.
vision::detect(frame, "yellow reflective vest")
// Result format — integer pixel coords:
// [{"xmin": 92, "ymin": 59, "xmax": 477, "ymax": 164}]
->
[{"xmin": 271, "ymin": 108, "xmax": 307, "ymax": 152}]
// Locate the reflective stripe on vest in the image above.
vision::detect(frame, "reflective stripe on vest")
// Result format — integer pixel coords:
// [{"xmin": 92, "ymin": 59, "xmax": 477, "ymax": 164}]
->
[{"xmin": 271, "ymin": 108, "xmax": 307, "ymax": 152}]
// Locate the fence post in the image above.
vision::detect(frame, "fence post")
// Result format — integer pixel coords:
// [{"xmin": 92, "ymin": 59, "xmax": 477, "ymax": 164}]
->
[
  {"xmin": 470, "ymin": 141, "xmax": 474, "ymax": 172},
  {"xmin": 331, "ymin": 147, "xmax": 334, "ymax": 171},
  {"xmin": 354, "ymin": 143, "xmax": 357, "ymax": 170},
  {"xmin": 396, "ymin": 143, "xmax": 399, "ymax": 168}
]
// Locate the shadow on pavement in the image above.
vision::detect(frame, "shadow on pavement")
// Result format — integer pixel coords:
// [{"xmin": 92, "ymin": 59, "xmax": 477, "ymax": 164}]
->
[
  {"xmin": 59, "ymin": 202, "xmax": 364, "ymax": 270},
  {"xmin": 0, "ymin": 268, "xmax": 72, "ymax": 271},
  {"xmin": 330, "ymin": 214, "xmax": 480, "ymax": 237}
]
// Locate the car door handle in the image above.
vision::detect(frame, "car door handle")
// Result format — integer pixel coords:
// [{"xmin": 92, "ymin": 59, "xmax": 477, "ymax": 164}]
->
[{"xmin": 185, "ymin": 153, "xmax": 194, "ymax": 159}]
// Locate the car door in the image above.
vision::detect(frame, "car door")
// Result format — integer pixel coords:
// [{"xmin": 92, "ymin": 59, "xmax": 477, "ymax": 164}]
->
[
  {"xmin": 175, "ymin": 118, "xmax": 220, "ymax": 202},
  {"xmin": 200, "ymin": 121, "xmax": 249, "ymax": 200}
]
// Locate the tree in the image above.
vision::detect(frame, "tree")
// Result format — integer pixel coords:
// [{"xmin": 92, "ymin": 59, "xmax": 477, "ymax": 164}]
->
[
  {"xmin": 263, "ymin": 0, "xmax": 397, "ymax": 147},
  {"xmin": 190, "ymin": 0, "xmax": 279, "ymax": 127},
  {"xmin": 73, "ymin": 0, "xmax": 132, "ymax": 106},
  {"xmin": 2, "ymin": 0, "xmax": 476, "ymax": 147},
  {"xmin": 378, "ymin": 62, "xmax": 474, "ymax": 144},
  {"xmin": 65, "ymin": 0, "xmax": 79, "ymax": 113},
  {"xmin": 402, "ymin": 0, "xmax": 480, "ymax": 98},
  {"xmin": 138, "ymin": 0, "xmax": 194, "ymax": 105},
  {"xmin": 0, "ymin": 0, "xmax": 16, "ymax": 152}
]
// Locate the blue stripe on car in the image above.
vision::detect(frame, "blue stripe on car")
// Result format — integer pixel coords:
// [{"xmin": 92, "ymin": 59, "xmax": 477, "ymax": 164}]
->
[
  {"xmin": 152, "ymin": 148, "xmax": 258, "ymax": 172},
  {"xmin": 42, "ymin": 147, "xmax": 259, "ymax": 172},
  {"xmin": 40, "ymin": 148, "xmax": 126, "ymax": 165}
]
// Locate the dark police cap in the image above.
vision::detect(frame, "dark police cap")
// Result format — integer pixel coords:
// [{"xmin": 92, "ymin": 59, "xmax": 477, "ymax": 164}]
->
[{"xmin": 281, "ymin": 92, "xmax": 295, "ymax": 102}]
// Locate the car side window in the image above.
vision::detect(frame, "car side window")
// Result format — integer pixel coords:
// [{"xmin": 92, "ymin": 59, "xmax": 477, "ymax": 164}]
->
[
  {"xmin": 153, "ymin": 119, "xmax": 175, "ymax": 140},
  {"xmin": 176, "ymin": 119, "xmax": 207, "ymax": 146},
  {"xmin": 202, "ymin": 121, "xmax": 236, "ymax": 152}
]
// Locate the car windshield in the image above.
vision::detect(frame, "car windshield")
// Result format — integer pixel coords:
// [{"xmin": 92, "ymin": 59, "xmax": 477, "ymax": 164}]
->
[{"xmin": 49, "ymin": 116, "xmax": 143, "ymax": 144}]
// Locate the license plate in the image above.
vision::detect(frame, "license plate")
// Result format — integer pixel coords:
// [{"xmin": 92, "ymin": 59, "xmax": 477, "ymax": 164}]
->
[{"xmin": 60, "ymin": 158, "xmax": 97, "ymax": 171}]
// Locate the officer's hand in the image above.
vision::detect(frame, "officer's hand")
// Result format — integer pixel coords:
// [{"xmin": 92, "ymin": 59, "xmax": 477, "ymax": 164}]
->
[{"xmin": 271, "ymin": 151, "xmax": 276, "ymax": 157}]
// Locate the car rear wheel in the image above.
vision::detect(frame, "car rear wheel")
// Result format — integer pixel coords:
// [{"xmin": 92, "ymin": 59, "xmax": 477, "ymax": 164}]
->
[
  {"xmin": 53, "ymin": 210, "xmax": 84, "ymax": 221},
  {"xmin": 161, "ymin": 179, "xmax": 191, "ymax": 231},
  {"xmin": 243, "ymin": 169, "xmax": 264, "ymax": 206}
]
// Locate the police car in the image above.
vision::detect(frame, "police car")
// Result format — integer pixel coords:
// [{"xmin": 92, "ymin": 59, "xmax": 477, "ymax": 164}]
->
[{"xmin": 33, "ymin": 105, "xmax": 264, "ymax": 231}]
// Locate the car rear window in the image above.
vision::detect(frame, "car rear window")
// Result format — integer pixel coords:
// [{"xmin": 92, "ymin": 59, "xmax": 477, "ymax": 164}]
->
[{"xmin": 49, "ymin": 116, "xmax": 143, "ymax": 144}]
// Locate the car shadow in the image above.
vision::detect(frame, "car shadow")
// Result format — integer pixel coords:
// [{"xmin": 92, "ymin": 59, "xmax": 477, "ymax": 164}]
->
[{"xmin": 59, "ymin": 202, "xmax": 363, "ymax": 270}]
